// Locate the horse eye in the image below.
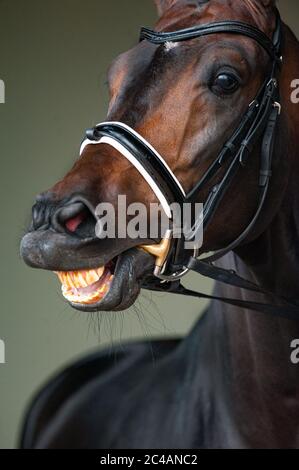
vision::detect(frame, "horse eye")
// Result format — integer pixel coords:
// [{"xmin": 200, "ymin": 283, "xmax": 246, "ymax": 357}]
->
[{"xmin": 213, "ymin": 73, "xmax": 239, "ymax": 94}]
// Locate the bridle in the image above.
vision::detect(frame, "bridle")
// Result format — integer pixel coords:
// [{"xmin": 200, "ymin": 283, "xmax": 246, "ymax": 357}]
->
[{"xmin": 80, "ymin": 10, "xmax": 299, "ymax": 319}]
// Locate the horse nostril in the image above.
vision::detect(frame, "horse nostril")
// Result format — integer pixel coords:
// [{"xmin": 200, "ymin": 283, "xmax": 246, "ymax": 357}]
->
[
  {"xmin": 65, "ymin": 212, "xmax": 87, "ymax": 233},
  {"xmin": 52, "ymin": 202, "xmax": 91, "ymax": 235}
]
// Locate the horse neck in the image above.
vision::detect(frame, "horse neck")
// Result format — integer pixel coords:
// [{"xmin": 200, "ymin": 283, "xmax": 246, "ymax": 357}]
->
[
  {"xmin": 198, "ymin": 25, "xmax": 299, "ymax": 446},
  {"xmin": 210, "ymin": 219, "xmax": 299, "ymax": 446}
]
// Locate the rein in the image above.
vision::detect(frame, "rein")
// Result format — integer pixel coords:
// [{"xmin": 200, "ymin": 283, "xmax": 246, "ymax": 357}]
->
[{"xmin": 80, "ymin": 10, "xmax": 299, "ymax": 320}]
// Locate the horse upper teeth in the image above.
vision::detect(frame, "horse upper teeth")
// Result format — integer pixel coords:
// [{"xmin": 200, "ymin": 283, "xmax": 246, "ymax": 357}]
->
[
  {"xmin": 97, "ymin": 267, "xmax": 105, "ymax": 278},
  {"xmin": 55, "ymin": 268, "xmax": 105, "ymax": 289},
  {"xmin": 67, "ymin": 272, "xmax": 77, "ymax": 289},
  {"xmin": 85, "ymin": 270, "xmax": 100, "ymax": 285},
  {"xmin": 76, "ymin": 272, "xmax": 89, "ymax": 288},
  {"xmin": 54, "ymin": 267, "xmax": 111, "ymax": 305}
]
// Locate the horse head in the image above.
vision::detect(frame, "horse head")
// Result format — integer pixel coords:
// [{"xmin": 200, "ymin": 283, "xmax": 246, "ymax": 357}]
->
[{"xmin": 20, "ymin": 0, "xmax": 298, "ymax": 312}]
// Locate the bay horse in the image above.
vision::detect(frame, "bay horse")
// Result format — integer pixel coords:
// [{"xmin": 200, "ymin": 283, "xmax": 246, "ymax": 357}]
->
[{"xmin": 20, "ymin": 0, "xmax": 299, "ymax": 448}]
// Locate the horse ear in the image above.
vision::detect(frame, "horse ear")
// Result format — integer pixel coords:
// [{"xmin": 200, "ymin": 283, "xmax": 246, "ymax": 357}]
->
[{"xmin": 154, "ymin": 0, "xmax": 178, "ymax": 17}]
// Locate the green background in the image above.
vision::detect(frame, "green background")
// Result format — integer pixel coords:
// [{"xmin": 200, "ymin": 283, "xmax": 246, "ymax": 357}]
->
[{"xmin": 0, "ymin": 0, "xmax": 298, "ymax": 449}]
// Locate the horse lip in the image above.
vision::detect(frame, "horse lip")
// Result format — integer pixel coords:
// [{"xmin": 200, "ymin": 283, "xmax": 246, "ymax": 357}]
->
[
  {"xmin": 20, "ymin": 229, "xmax": 122, "ymax": 272},
  {"xmin": 21, "ymin": 226, "xmax": 155, "ymax": 311},
  {"xmin": 68, "ymin": 249, "xmax": 155, "ymax": 312}
]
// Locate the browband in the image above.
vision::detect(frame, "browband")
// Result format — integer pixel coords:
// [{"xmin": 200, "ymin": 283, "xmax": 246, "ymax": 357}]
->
[{"xmin": 140, "ymin": 20, "xmax": 282, "ymax": 62}]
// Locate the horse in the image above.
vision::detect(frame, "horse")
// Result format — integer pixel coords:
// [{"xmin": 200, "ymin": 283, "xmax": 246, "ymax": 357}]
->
[{"xmin": 20, "ymin": 0, "xmax": 299, "ymax": 448}]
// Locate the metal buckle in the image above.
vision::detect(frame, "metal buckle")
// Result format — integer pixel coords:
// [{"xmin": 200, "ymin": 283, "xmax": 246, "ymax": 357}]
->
[
  {"xmin": 140, "ymin": 229, "xmax": 173, "ymax": 277},
  {"xmin": 267, "ymin": 78, "xmax": 278, "ymax": 88},
  {"xmin": 273, "ymin": 101, "xmax": 282, "ymax": 115},
  {"xmin": 155, "ymin": 266, "xmax": 190, "ymax": 282},
  {"xmin": 140, "ymin": 230, "xmax": 199, "ymax": 282},
  {"xmin": 248, "ymin": 99, "xmax": 259, "ymax": 109}
]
